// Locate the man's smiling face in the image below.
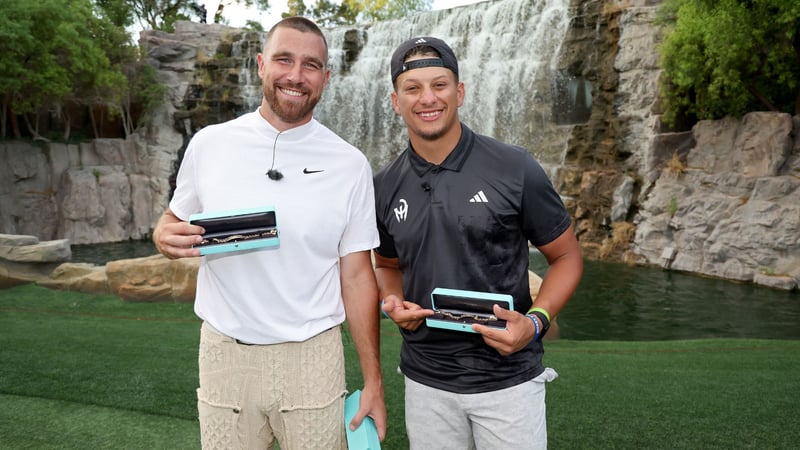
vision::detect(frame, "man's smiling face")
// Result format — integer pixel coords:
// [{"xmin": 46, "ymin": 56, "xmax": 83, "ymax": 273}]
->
[
  {"xmin": 257, "ymin": 26, "xmax": 330, "ymax": 130},
  {"xmin": 391, "ymin": 54, "xmax": 464, "ymax": 143}
]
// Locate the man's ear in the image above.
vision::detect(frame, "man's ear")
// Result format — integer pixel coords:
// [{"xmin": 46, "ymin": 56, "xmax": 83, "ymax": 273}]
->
[{"xmin": 390, "ymin": 92, "xmax": 401, "ymax": 114}]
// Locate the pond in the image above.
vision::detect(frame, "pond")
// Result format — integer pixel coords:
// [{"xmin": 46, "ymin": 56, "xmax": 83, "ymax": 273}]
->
[
  {"xmin": 530, "ymin": 253, "xmax": 800, "ymax": 341},
  {"xmin": 70, "ymin": 241, "xmax": 800, "ymax": 341},
  {"xmin": 71, "ymin": 240, "xmax": 158, "ymax": 265}
]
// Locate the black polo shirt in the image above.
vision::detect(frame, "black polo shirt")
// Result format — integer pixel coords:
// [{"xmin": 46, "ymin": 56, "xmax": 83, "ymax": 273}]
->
[{"xmin": 374, "ymin": 124, "xmax": 572, "ymax": 394}]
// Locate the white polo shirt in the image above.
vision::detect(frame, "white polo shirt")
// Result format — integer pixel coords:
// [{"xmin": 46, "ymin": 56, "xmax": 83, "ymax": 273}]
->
[{"xmin": 170, "ymin": 110, "xmax": 378, "ymax": 344}]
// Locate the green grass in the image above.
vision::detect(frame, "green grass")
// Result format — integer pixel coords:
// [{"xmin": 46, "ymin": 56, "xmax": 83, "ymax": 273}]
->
[{"xmin": 2, "ymin": 284, "xmax": 799, "ymax": 449}]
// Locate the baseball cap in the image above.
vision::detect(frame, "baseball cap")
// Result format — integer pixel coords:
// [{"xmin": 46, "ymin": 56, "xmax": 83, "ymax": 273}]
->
[{"xmin": 390, "ymin": 36, "xmax": 459, "ymax": 85}]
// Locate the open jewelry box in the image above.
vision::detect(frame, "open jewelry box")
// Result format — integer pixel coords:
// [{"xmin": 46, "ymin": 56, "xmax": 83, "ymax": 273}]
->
[
  {"xmin": 189, "ymin": 206, "xmax": 279, "ymax": 255},
  {"xmin": 426, "ymin": 288, "xmax": 512, "ymax": 333}
]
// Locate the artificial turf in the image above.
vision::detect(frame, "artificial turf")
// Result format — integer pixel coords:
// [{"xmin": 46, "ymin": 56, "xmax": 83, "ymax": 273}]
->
[{"xmin": 1, "ymin": 284, "xmax": 798, "ymax": 449}]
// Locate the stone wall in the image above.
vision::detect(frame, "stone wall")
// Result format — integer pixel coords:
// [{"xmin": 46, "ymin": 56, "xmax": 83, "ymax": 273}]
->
[
  {"xmin": 0, "ymin": 136, "xmax": 162, "ymax": 244},
  {"xmin": 632, "ymin": 112, "xmax": 800, "ymax": 290}
]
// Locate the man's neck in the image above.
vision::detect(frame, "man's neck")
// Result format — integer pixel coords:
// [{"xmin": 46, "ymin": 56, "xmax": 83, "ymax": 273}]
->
[
  {"xmin": 258, "ymin": 105, "xmax": 313, "ymax": 133},
  {"xmin": 409, "ymin": 122, "xmax": 462, "ymax": 165}
]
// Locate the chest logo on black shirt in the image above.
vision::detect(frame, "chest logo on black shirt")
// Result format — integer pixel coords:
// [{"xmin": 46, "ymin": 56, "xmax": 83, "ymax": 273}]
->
[
  {"xmin": 394, "ymin": 199, "xmax": 409, "ymax": 222},
  {"xmin": 469, "ymin": 190, "xmax": 489, "ymax": 203}
]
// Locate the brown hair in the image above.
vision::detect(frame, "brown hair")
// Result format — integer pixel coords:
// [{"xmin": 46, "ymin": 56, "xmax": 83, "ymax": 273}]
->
[{"xmin": 265, "ymin": 16, "xmax": 328, "ymax": 53}]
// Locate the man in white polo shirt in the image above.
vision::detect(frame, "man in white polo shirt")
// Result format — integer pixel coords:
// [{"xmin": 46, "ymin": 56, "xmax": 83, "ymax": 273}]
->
[{"xmin": 153, "ymin": 17, "xmax": 385, "ymax": 450}]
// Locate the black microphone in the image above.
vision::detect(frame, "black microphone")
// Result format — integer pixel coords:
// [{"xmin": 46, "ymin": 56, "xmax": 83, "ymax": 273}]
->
[
  {"xmin": 421, "ymin": 182, "xmax": 431, "ymax": 192},
  {"xmin": 267, "ymin": 169, "xmax": 284, "ymax": 181}
]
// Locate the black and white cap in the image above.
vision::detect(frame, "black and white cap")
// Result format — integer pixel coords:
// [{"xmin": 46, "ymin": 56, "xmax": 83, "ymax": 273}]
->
[{"xmin": 390, "ymin": 36, "xmax": 459, "ymax": 85}]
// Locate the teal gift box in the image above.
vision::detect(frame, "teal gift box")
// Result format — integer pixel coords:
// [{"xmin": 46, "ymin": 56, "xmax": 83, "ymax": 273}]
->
[
  {"xmin": 344, "ymin": 390, "xmax": 381, "ymax": 450},
  {"xmin": 426, "ymin": 288, "xmax": 512, "ymax": 333},
  {"xmin": 190, "ymin": 206, "xmax": 279, "ymax": 256}
]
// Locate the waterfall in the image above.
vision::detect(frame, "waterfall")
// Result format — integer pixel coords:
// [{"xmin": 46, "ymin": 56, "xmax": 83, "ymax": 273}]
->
[
  {"xmin": 239, "ymin": 0, "xmax": 573, "ymax": 171},
  {"xmin": 317, "ymin": 0, "xmax": 572, "ymax": 170},
  {"xmin": 231, "ymin": 33, "xmax": 264, "ymax": 114}
]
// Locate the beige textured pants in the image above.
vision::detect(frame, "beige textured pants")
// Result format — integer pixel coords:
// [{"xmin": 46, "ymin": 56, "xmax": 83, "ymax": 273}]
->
[{"xmin": 197, "ymin": 322, "xmax": 347, "ymax": 450}]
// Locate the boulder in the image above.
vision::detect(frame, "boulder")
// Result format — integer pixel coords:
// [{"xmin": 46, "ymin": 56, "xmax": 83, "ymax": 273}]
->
[
  {"xmin": 39, "ymin": 263, "xmax": 109, "ymax": 294},
  {"xmin": 106, "ymin": 254, "xmax": 199, "ymax": 302},
  {"xmin": 0, "ymin": 234, "xmax": 71, "ymax": 287}
]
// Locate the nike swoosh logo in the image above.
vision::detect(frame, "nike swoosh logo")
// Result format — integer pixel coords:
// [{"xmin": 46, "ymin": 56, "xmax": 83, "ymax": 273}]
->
[{"xmin": 303, "ymin": 168, "xmax": 324, "ymax": 174}]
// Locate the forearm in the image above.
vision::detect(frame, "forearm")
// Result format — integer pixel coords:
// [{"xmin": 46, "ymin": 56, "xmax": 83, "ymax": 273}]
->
[
  {"xmin": 153, "ymin": 209, "xmax": 181, "ymax": 257},
  {"xmin": 534, "ymin": 251, "xmax": 583, "ymax": 316},
  {"xmin": 373, "ymin": 251, "xmax": 404, "ymax": 301},
  {"xmin": 341, "ymin": 252, "xmax": 382, "ymax": 387},
  {"xmin": 534, "ymin": 227, "xmax": 583, "ymax": 317},
  {"xmin": 345, "ymin": 300, "xmax": 382, "ymax": 387}
]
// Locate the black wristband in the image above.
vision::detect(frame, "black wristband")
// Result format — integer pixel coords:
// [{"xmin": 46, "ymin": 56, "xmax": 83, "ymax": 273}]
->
[{"xmin": 530, "ymin": 310, "xmax": 550, "ymax": 340}]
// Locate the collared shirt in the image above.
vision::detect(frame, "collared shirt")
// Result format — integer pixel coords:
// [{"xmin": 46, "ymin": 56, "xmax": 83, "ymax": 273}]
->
[{"xmin": 374, "ymin": 124, "xmax": 571, "ymax": 393}]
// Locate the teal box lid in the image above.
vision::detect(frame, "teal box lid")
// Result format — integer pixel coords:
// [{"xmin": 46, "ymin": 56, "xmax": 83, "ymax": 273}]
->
[{"xmin": 344, "ymin": 390, "xmax": 381, "ymax": 450}]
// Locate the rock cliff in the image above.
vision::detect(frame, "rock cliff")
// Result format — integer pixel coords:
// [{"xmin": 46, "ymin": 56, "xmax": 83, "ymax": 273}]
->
[{"xmin": 0, "ymin": 0, "xmax": 798, "ymax": 291}]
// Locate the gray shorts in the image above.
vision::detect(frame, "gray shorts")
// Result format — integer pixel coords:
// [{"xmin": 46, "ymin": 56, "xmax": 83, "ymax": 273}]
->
[
  {"xmin": 197, "ymin": 322, "xmax": 346, "ymax": 450},
  {"xmin": 404, "ymin": 368, "xmax": 558, "ymax": 450}
]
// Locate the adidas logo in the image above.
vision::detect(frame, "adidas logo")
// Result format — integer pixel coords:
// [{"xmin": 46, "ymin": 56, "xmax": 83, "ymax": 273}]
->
[
  {"xmin": 415, "ymin": 38, "xmax": 427, "ymax": 44},
  {"xmin": 469, "ymin": 190, "xmax": 488, "ymax": 203}
]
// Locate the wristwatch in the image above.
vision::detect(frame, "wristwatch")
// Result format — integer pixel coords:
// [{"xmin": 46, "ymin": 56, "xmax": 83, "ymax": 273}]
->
[{"xmin": 529, "ymin": 310, "xmax": 550, "ymax": 340}]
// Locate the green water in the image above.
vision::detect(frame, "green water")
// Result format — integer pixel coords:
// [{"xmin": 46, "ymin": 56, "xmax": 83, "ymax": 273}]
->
[
  {"xmin": 71, "ymin": 240, "xmax": 159, "ymax": 265},
  {"xmin": 530, "ymin": 253, "xmax": 800, "ymax": 341},
  {"xmin": 70, "ymin": 241, "xmax": 799, "ymax": 341}
]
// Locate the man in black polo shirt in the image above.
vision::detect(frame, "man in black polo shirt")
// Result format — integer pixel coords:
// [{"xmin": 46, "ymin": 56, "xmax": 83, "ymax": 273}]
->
[{"xmin": 373, "ymin": 36, "xmax": 583, "ymax": 449}]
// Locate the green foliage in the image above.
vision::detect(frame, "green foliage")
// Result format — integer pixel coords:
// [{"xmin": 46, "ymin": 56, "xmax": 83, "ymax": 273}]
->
[
  {"xmin": 312, "ymin": 0, "xmax": 360, "ymax": 26},
  {"xmin": 244, "ymin": 19, "xmax": 266, "ymax": 32},
  {"xmin": 121, "ymin": 63, "xmax": 167, "ymax": 134},
  {"xmin": 95, "ymin": 0, "xmax": 136, "ymax": 28},
  {"xmin": 0, "ymin": 0, "xmax": 74, "ymax": 115},
  {"xmin": 123, "ymin": 0, "xmax": 271, "ymax": 31},
  {"xmin": 668, "ymin": 195, "xmax": 678, "ymax": 217},
  {"xmin": 658, "ymin": 0, "xmax": 800, "ymax": 128},
  {"xmin": 0, "ymin": 0, "xmax": 129, "ymax": 139},
  {"xmin": 348, "ymin": 0, "xmax": 432, "ymax": 23},
  {"xmin": 128, "ymin": 0, "xmax": 195, "ymax": 32},
  {"xmin": 286, "ymin": 0, "xmax": 431, "ymax": 26},
  {"xmin": 0, "ymin": 0, "xmax": 171, "ymax": 140}
]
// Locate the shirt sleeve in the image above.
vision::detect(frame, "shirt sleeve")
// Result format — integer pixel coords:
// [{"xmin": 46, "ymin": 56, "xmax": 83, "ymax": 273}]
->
[
  {"xmin": 339, "ymin": 158, "xmax": 380, "ymax": 256},
  {"xmin": 168, "ymin": 139, "xmax": 201, "ymax": 222},
  {"xmin": 520, "ymin": 154, "xmax": 572, "ymax": 247}
]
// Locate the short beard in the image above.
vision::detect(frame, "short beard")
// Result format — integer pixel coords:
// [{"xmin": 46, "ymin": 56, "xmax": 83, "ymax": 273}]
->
[
  {"xmin": 413, "ymin": 125, "xmax": 447, "ymax": 142},
  {"xmin": 263, "ymin": 84, "xmax": 319, "ymax": 124}
]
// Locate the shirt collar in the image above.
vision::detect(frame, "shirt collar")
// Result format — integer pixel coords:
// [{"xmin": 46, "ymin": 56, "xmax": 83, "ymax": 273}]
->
[{"xmin": 406, "ymin": 123, "xmax": 475, "ymax": 177}]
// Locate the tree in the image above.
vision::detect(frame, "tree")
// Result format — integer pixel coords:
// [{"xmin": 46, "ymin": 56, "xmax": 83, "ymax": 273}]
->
[
  {"xmin": 347, "ymin": 0, "xmax": 431, "ymax": 23},
  {"xmin": 658, "ymin": 0, "xmax": 800, "ymax": 128},
  {"xmin": 128, "ymin": 0, "xmax": 195, "ymax": 32},
  {"xmin": 0, "ymin": 0, "xmax": 126, "ymax": 140},
  {"xmin": 210, "ymin": 0, "xmax": 271, "ymax": 25},
  {"xmin": 94, "ymin": 0, "xmax": 136, "ymax": 29},
  {"xmin": 311, "ymin": 0, "xmax": 360, "ymax": 26},
  {"xmin": 122, "ymin": 0, "xmax": 270, "ymax": 32},
  {"xmin": 285, "ymin": 0, "xmax": 431, "ymax": 26}
]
